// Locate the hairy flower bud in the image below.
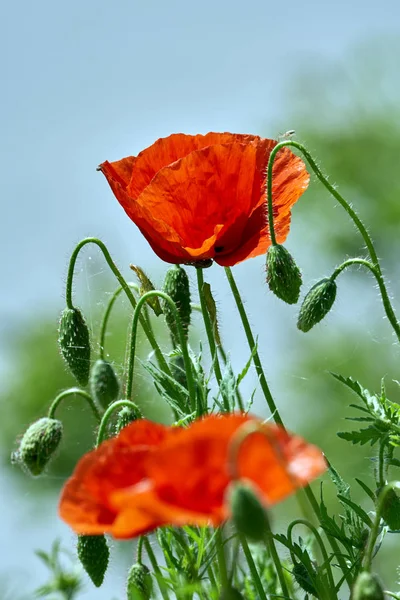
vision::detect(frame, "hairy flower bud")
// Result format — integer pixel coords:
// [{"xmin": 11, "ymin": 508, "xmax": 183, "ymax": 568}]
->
[
  {"xmin": 219, "ymin": 586, "xmax": 245, "ymax": 600},
  {"xmin": 162, "ymin": 265, "xmax": 191, "ymax": 344},
  {"xmin": 380, "ymin": 488, "xmax": 400, "ymax": 530},
  {"xmin": 266, "ymin": 244, "xmax": 302, "ymax": 305},
  {"xmin": 115, "ymin": 404, "xmax": 143, "ymax": 435},
  {"xmin": 292, "ymin": 562, "xmax": 317, "ymax": 595},
  {"xmin": 90, "ymin": 359, "xmax": 120, "ymax": 409},
  {"xmin": 297, "ymin": 278, "xmax": 337, "ymax": 332},
  {"xmin": 77, "ymin": 534, "xmax": 109, "ymax": 588},
  {"xmin": 127, "ymin": 563, "xmax": 153, "ymax": 600},
  {"xmin": 58, "ymin": 307, "xmax": 91, "ymax": 385},
  {"xmin": 229, "ymin": 483, "xmax": 268, "ymax": 542},
  {"xmin": 351, "ymin": 571, "xmax": 384, "ymax": 600},
  {"xmin": 15, "ymin": 417, "xmax": 63, "ymax": 476}
]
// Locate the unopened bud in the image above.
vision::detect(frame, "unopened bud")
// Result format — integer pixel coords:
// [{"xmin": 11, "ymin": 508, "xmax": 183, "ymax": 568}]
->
[
  {"xmin": 297, "ymin": 278, "xmax": 337, "ymax": 332},
  {"xmin": 127, "ymin": 563, "xmax": 153, "ymax": 600},
  {"xmin": 162, "ymin": 265, "xmax": 191, "ymax": 343},
  {"xmin": 130, "ymin": 265, "xmax": 162, "ymax": 316},
  {"xmin": 219, "ymin": 586, "xmax": 245, "ymax": 600},
  {"xmin": 90, "ymin": 359, "xmax": 120, "ymax": 409},
  {"xmin": 115, "ymin": 404, "xmax": 143, "ymax": 435},
  {"xmin": 380, "ymin": 488, "xmax": 400, "ymax": 530},
  {"xmin": 77, "ymin": 534, "xmax": 109, "ymax": 588},
  {"xmin": 266, "ymin": 244, "xmax": 302, "ymax": 304},
  {"xmin": 292, "ymin": 562, "xmax": 317, "ymax": 595},
  {"xmin": 15, "ymin": 417, "xmax": 63, "ymax": 476},
  {"xmin": 58, "ymin": 307, "xmax": 91, "ymax": 385},
  {"xmin": 351, "ymin": 571, "xmax": 384, "ymax": 600},
  {"xmin": 229, "ymin": 483, "xmax": 268, "ymax": 542}
]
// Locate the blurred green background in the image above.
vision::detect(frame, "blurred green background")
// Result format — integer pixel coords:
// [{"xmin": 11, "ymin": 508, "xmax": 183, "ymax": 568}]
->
[{"xmin": 2, "ymin": 1, "xmax": 400, "ymax": 596}]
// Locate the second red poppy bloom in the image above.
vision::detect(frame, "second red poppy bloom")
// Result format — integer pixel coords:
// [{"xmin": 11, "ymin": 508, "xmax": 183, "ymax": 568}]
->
[{"xmin": 99, "ymin": 133, "xmax": 309, "ymax": 266}]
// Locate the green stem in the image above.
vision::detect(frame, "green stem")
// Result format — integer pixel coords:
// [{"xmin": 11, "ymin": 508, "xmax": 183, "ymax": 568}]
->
[
  {"xmin": 65, "ymin": 237, "xmax": 169, "ymax": 371},
  {"xmin": 98, "ymin": 283, "xmax": 139, "ymax": 360},
  {"xmin": 330, "ymin": 258, "xmax": 376, "ymax": 281},
  {"xmin": 263, "ymin": 515, "xmax": 290, "ymax": 599},
  {"xmin": 377, "ymin": 438, "xmax": 388, "ymax": 489},
  {"xmin": 215, "ymin": 528, "xmax": 229, "ymax": 588},
  {"xmin": 363, "ymin": 481, "xmax": 400, "ymax": 570},
  {"xmin": 96, "ymin": 399, "xmax": 140, "ymax": 446},
  {"xmin": 126, "ymin": 291, "xmax": 196, "ymax": 411},
  {"xmin": 48, "ymin": 388, "xmax": 101, "ymax": 422},
  {"xmin": 196, "ymin": 269, "xmax": 224, "ymax": 389},
  {"xmin": 239, "ymin": 536, "xmax": 269, "ymax": 600},
  {"xmin": 224, "ymin": 266, "xmax": 284, "ymax": 426},
  {"xmin": 136, "ymin": 536, "xmax": 144, "ymax": 563},
  {"xmin": 143, "ymin": 536, "xmax": 170, "ymax": 600},
  {"xmin": 267, "ymin": 142, "xmax": 400, "ymax": 343}
]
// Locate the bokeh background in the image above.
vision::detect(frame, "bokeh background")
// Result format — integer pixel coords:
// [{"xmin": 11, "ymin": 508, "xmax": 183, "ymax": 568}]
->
[{"xmin": 2, "ymin": 0, "xmax": 400, "ymax": 597}]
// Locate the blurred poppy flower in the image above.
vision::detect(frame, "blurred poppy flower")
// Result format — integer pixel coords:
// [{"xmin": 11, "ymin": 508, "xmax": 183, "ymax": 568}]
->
[
  {"xmin": 99, "ymin": 133, "xmax": 309, "ymax": 267},
  {"xmin": 59, "ymin": 414, "xmax": 325, "ymax": 539}
]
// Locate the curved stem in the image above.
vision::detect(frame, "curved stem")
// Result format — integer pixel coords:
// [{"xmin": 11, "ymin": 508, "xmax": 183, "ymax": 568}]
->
[
  {"xmin": 96, "ymin": 399, "xmax": 140, "ymax": 446},
  {"xmin": 99, "ymin": 283, "xmax": 139, "ymax": 360},
  {"xmin": 239, "ymin": 536, "xmax": 268, "ymax": 600},
  {"xmin": 287, "ymin": 519, "xmax": 336, "ymax": 595},
  {"xmin": 224, "ymin": 267, "xmax": 284, "ymax": 426},
  {"xmin": 126, "ymin": 291, "xmax": 196, "ymax": 410},
  {"xmin": 65, "ymin": 237, "xmax": 168, "ymax": 371},
  {"xmin": 136, "ymin": 536, "xmax": 144, "ymax": 564},
  {"xmin": 196, "ymin": 269, "xmax": 224, "ymax": 388},
  {"xmin": 48, "ymin": 388, "xmax": 101, "ymax": 422},
  {"xmin": 330, "ymin": 258, "xmax": 377, "ymax": 281},
  {"xmin": 363, "ymin": 481, "xmax": 400, "ymax": 570}
]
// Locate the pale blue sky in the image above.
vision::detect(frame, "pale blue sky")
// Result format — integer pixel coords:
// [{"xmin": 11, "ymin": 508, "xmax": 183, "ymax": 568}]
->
[{"xmin": 1, "ymin": 0, "xmax": 400, "ymax": 597}]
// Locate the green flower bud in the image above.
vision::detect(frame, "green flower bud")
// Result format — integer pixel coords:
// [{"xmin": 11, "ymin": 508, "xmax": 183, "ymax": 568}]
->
[
  {"xmin": 15, "ymin": 417, "xmax": 63, "ymax": 476},
  {"xmin": 266, "ymin": 244, "xmax": 302, "ymax": 305},
  {"xmin": 292, "ymin": 562, "xmax": 317, "ymax": 595},
  {"xmin": 77, "ymin": 534, "xmax": 109, "ymax": 588},
  {"xmin": 127, "ymin": 563, "xmax": 153, "ymax": 600},
  {"xmin": 130, "ymin": 264, "xmax": 163, "ymax": 316},
  {"xmin": 58, "ymin": 307, "xmax": 91, "ymax": 385},
  {"xmin": 380, "ymin": 488, "xmax": 400, "ymax": 530},
  {"xmin": 115, "ymin": 404, "xmax": 143, "ymax": 435},
  {"xmin": 219, "ymin": 586, "xmax": 245, "ymax": 600},
  {"xmin": 90, "ymin": 359, "xmax": 120, "ymax": 409},
  {"xmin": 162, "ymin": 265, "xmax": 191, "ymax": 344},
  {"xmin": 229, "ymin": 483, "xmax": 268, "ymax": 542},
  {"xmin": 351, "ymin": 572, "xmax": 384, "ymax": 600},
  {"xmin": 297, "ymin": 278, "xmax": 337, "ymax": 332}
]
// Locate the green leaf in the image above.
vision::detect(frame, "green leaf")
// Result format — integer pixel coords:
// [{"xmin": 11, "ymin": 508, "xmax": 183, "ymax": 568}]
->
[
  {"xmin": 337, "ymin": 495, "xmax": 374, "ymax": 527},
  {"xmin": 337, "ymin": 427, "xmax": 383, "ymax": 446},
  {"xmin": 236, "ymin": 342, "xmax": 258, "ymax": 387},
  {"xmin": 355, "ymin": 478, "xmax": 376, "ymax": 502},
  {"xmin": 202, "ymin": 282, "xmax": 221, "ymax": 346}
]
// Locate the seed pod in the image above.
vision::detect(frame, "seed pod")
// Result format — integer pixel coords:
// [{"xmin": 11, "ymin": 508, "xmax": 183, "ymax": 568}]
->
[
  {"xmin": 90, "ymin": 359, "xmax": 120, "ymax": 409},
  {"xmin": 266, "ymin": 244, "xmax": 302, "ymax": 305},
  {"xmin": 297, "ymin": 278, "xmax": 337, "ymax": 333},
  {"xmin": 15, "ymin": 417, "xmax": 63, "ymax": 476},
  {"xmin": 58, "ymin": 307, "xmax": 91, "ymax": 385},
  {"xmin": 219, "ymin": 586, "xmax": 245, "ymax": 600},
  {"xmin": 162, "ymin": 265, "xmax": 191, "ymax": 344},
  {"xmin": 77, "ymin": 534, "xmax": 109, "ymax": 588},
  {"xmin": 292, "ymin": 562, "xmax": 317, "ymax": 595},
  {"xmin": 229, "ymin": 483, "xmax": 268, "ymax": 542},
  {"xmin": 126, "ymin": 563, "xmax": 153, "ymax": 600},
  {"xmin": 351, "ymin": 571, "xmax": 384, "ymax": 600},
  {"xmin": 130, "ymin": 265, "xmax": 163, "ymax": 316},
  {"xmin": 115, "ymin": 404, "xmax": 143, "ymax": 435},
  {"xmin": 380, "ymin": 488, "xmax": 400, "ymax": 530}
]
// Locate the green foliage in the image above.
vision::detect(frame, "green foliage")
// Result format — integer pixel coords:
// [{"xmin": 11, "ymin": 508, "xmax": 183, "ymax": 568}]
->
[
  {"xmin": 58, "ymin": 307, "xmax": 91, "ymax": 386},
  {"xmin": 35, "ymin": 540, "xmax": 82, "ymax": 599},
  {"xmin": 77, "ymin": 534, "xmax": 109, "ymax": 588}
]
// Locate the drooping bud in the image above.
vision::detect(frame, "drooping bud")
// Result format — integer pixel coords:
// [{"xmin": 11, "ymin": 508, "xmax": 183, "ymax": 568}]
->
[
  {"xmin": 297, "ymin": 278, "xmax": 337, "ymax": 332},
  {"xmin": 229, "ymin": 482, "xmax": 268, "ymax": 542},
  {"xmin": 90, "ymin": 359, "xmax": 120, "ymax": 409},
  {"xmin": 58, "ymin": 307, "xmax": 91, "ymax": 385},
  {"xmin": 292, "ymin": 562, "xmax": 317, "ymax": 595},
  {"xmin": 162, "ymin": 265, "xmax": 191, "ymax": 344},
  {"xmin": 219, "ymin": 586, "xmax": 245, "ymax": 600},
  {"xmin": 126, "ymin": 563, "xmax": 153, "ymax": 600},
  {"xmin": 130, "ymin": 265, "xmax": 162, "ymax": 316},
  {"xmin": 77, "ymin": 534, "xmax": 109, "ymax": 588},
  {"xmin": 266, "ymin": 244, "xmax": 302, "ymax": 305},
  {"xmin": 380, "ymin": 488, "xmax": 400, "ymax": 530},
  {"xmin": 14, "ymin": 417, "xmax": 63, "ymax": 476},
  {"xmin": 351, "ymin": 571, "xmax": 384, "ymax": 600},
  {"xmin": 115, "ymin": 403, "xmax": 143, "ymax": 435}
]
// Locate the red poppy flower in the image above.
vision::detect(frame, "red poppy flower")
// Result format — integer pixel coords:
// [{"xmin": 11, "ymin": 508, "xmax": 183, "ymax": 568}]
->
[
  {"xmin": 59, "ymin": 414, "xmax": 326, "ymax": 539},
  {"xmin": 99, "ymin": 133, "xmax": 309, "ymax": 267}
]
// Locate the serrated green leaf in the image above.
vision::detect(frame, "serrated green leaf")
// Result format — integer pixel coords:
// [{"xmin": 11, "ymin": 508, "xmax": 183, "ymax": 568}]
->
[
  {"xmin": 337, "ymin": 427, "xmax": 383, "ymax": 446},
  {"xmin": 337, "ymin": 495, "xmax": 373, "ymax": 527}
]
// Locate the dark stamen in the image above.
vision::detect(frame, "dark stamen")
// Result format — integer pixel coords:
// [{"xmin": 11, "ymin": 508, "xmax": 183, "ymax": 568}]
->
[{"xmin": 215, "ymin": 246, "xmax": 224, "ymax": 253}]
